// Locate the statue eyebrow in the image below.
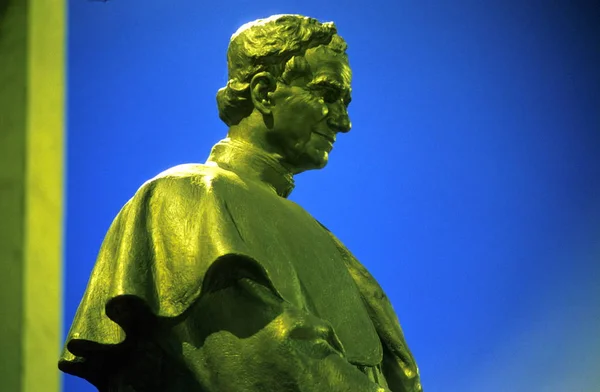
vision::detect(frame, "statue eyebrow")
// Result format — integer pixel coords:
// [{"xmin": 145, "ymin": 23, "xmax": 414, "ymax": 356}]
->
[
  {"xmin": 307, "ymin": 78, "xmax": 343, "ymax": 90},
  {"xmin": 307, "ymin": 78, "xmax": 352, "ymax": 105}
]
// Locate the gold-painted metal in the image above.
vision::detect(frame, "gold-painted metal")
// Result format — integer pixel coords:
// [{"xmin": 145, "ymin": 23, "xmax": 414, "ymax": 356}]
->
[{"xmin": 60, "ymin": 14, "xmax": 421, "ymax": 391}]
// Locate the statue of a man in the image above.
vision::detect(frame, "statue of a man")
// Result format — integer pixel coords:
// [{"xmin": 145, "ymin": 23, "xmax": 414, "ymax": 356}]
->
[{"xmin": 60, "ymin": 14, "xmax": 422, "ymax": 392}]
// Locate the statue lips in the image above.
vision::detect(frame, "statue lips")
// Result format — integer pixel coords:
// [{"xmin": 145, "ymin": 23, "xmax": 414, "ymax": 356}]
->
[{"xmin": 314, "ymin": 130, "xmax": 336, "ymax": 144}]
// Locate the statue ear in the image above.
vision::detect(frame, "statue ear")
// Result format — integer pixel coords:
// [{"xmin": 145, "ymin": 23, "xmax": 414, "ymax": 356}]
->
[{"xmin": 250, "ymin": 72, "xmax": 277, "ymax": 115}]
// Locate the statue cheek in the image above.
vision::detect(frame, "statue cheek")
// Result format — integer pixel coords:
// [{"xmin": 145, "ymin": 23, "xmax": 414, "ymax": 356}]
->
[
  {"xmin": 285, "ymin": 94, "xmax": 326, "ymax": 127},
  {"xmin": 316, "ymin": 98, "xmax": 329, "ymax": 118},
  {"xmin": 301, "ymin": 95, "xmax": 329, "ymax": 122}
]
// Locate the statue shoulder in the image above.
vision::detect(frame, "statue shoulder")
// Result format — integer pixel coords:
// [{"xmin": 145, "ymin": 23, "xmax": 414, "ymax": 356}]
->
[{"xmin": 131, "ymin": 163, "xmax": 236, "ymax": 203}]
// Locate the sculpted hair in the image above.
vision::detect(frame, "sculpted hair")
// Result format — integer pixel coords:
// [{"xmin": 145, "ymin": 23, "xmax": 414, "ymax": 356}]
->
[{"xmin": 216, "ymin": 14, "xmax": 348, "ymax": 126}]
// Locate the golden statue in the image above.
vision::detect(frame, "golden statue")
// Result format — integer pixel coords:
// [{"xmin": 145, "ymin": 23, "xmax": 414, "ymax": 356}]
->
[{"xmin": 60, "ymin": 14, "xmax": 422, "ymax": 392}]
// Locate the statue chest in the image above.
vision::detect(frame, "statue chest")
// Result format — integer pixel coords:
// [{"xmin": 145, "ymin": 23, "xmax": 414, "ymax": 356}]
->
[{"xmin": 234, "ymin": 187, "xmax": 383, "ymax": 366}]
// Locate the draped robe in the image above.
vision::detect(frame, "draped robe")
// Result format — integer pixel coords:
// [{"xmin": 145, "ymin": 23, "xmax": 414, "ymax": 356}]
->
[{"xmin": 59, "ymin": 139, "xmax": 422, "ymax": 392}]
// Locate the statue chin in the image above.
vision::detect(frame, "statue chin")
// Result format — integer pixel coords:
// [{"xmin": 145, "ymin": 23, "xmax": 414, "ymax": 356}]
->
[
  {"xmin": 298, "ymin": 143, "xmax": 332, "ymax": 172},
  {"xmin": 292, "ymin": 155, "xmax": 329, "ymax": 174}
]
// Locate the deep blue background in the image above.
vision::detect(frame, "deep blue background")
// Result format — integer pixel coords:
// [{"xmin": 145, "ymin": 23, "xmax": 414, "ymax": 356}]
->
[{"xmin": 65, "ymin": 1, "xmax": 600, "ymax": 391}]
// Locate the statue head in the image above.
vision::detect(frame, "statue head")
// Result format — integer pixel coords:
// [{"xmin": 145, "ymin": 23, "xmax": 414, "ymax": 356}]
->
[{"xmin": 217, "ymin": 14, "xmax": 352, "ymax": 174}]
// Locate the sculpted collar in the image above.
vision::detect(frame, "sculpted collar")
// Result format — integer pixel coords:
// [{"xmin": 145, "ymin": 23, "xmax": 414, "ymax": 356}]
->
[{"xmin": 206, "ymin": 138, "xmax": 295, "ymax": 198}]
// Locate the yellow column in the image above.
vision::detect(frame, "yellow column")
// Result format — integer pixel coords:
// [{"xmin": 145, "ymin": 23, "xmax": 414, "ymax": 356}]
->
[
  {"xmin": 23, "ymin": 0, "xmax": 65, "ymax": 390},
  {"xmin": 0, "ymin": 0, "xmax": 65, "ymax": 391}
]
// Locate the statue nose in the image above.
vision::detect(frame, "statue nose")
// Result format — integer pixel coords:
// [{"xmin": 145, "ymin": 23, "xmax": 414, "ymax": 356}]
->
[{"xmin": 327, "ymin": 116, "xmax": 352, "ymax": 133}]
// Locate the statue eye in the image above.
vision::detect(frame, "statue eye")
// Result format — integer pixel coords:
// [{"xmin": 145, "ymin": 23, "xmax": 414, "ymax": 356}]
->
[
  {"xmin": 343, "ymin": 95, "xmax": 352, "ymax": 107},
  {"xmin": 323, "ymin": 88, "xmax": 341, "ymax": 104},
  {"xmin": 308, "ymin": 82, "xmax": 344, "ymax": 104},
  {"xmin": 312, "ymin": 85, "xmax": 341, "ymax": 104}
]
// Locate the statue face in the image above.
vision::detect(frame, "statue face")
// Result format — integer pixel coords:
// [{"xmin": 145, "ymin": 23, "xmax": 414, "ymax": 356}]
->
[{"xmin": 267, "ymin": 47, "xmax": 352, "ymax": 173}]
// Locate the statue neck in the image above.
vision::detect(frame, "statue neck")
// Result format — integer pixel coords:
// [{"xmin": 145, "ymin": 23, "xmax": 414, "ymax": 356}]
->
[{"xmin": 206, "ymin": 138, "xmax": 295, "ymax": 198}]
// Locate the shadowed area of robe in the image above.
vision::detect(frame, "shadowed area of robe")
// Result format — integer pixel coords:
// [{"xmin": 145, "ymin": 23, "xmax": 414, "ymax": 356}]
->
[{"xmin": 59, "ymin": 139, "xmax": 422, "ymax": 392}]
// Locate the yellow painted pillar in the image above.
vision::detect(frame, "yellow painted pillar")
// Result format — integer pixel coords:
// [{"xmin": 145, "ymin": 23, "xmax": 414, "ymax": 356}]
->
[{"xmin": 0, "ymin": 0, "xmax": 65, "ymax": 391}]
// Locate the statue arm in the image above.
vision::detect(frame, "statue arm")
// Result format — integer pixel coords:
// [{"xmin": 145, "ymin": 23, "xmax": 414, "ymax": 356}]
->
[{"xmin": 161, "ymin": 271, "xmax": 391, "ymax": 392}]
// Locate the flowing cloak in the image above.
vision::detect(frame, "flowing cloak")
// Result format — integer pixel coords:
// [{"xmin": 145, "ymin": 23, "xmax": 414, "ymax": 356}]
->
[{"xmin": 59, "ymin": 151, "xmax": 422, "ymax": 391}]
